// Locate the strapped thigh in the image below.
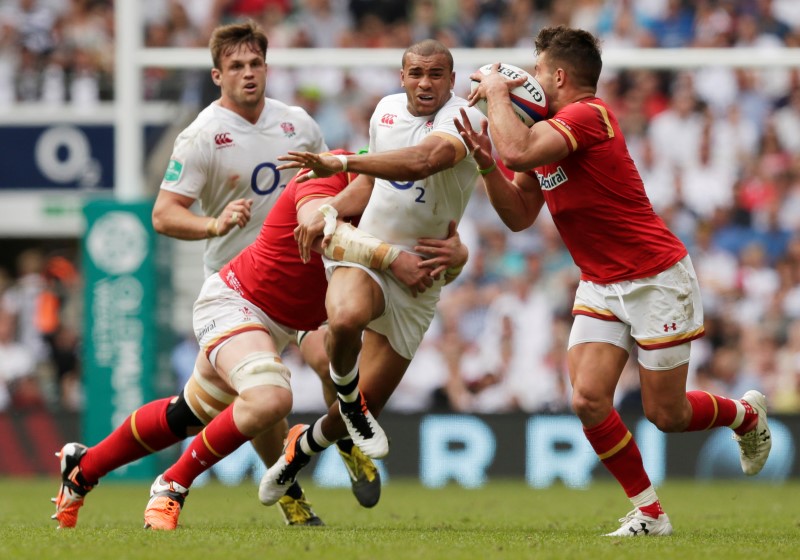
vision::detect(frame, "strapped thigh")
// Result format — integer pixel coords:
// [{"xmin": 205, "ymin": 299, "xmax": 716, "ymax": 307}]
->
[
  {"xmin": 183, "ymin": 367, "xmax": 236, "ymax": 425},
  {"xmin": 228, "ymin": 351, "xmax": 291, "ymax": 394}
]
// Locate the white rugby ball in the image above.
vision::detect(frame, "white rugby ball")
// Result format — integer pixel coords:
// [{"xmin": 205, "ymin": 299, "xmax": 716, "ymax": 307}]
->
[{"xmin": 470, "ymin": 63, "xmax": 548, "ymax": 127}]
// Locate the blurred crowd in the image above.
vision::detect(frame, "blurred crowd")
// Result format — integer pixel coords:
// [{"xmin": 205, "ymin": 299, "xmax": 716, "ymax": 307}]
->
[
  {"xmin": 3, "ymin": 0, "xmax": 800, "ymax": 416},
  {"xmin": 0, "ymin": 248, "xmax": 81, "ymax": 412}
]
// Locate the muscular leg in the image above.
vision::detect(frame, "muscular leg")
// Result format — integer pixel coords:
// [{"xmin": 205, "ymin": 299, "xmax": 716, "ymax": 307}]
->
[
  {"xmin": 163, "ymin": 331, "xmax": 292, "ymax": 489},
  {"xmin": 569, "ymin": 341, "xmax": 666, "ymax": 521},
  {"xmin": 638, "ymin": 354, "xmax": 757, "ymax": 435},
  {"xmin": 298, "ymin": 328, "xmax": 337, "ymax": 405},
  {"xmin": 187, "ymin": 349, "xmax": 315, "ymax": 515},
  {"xmin": 324, "ymin": 267, "xmax": 385, "ymax": 388},
  {"xmin": 298, "ymin": 323, "xmax": 383, "ymax": 508},
  {"xmin": 320, "ymin": 330, "xmax": 410, "ymax": 440},
  {"xmin": 568, "ymin": 341, "xmax": 627, "ymax": 426},
  {"xmin": 639, "ymin": 362, "xmax": 693, "ymax": 432}
]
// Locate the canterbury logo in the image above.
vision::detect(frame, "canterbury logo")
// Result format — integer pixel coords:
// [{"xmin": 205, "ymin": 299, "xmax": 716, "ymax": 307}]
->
[
  {"xmin": 380, "ymin": 113, "xmax": 396, "ymax": 126},
  {"xmin": 214, "ymin": 133, "xmax": 233, "ymax": 145}
]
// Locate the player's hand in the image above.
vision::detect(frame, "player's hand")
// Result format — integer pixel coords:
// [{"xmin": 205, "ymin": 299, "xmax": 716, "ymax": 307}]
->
[
  {"xmin": 294, "ymin": 208, "xmax": 327, "ymax": 263},
  {"xmin": 217, "ymin": 198, "xmax": 253, "ymax": 236},
  {"xmin": 389, "ymin": 251, "xmax": 434, "ymax": 297},
  {"xmin": 467, "ymin": 63, "xmax": 526, "ymax": 106},
  {"xmin": 454, "ymin": 109, "xmax": 494, "ymax": 169},
  {"xmin": 415, "ymin": 220, "xmax": 468, "ymax": 280},
  {"xmin": 277, "ymin": 151, "xmax": 344, "ymax": 183}
]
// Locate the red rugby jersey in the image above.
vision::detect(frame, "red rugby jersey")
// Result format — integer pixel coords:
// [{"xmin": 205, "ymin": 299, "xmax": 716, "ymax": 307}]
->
[
  {"xmin": 528, "ymin": 97, "xmax": 686, "ymax": 283},
  {"xmin": 220, "ymin": 159, "xmax": 355, "ymax": 331}
]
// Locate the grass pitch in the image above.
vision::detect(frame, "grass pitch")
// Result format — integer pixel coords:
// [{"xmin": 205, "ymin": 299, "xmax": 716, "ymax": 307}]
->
[{"xmin": 1, "ymin": 478, "xmax": 797, "ymax": 560}]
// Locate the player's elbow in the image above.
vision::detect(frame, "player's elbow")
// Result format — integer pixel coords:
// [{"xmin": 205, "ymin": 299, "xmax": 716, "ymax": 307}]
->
[
  {"xmin": 495, "ymin": 208, "xmax": 534, "ymax": 232},
  {"xmin": 496, "ymin": 141, "xmax": 534, "ymax": 172},
  {"xmin": 151, "ymin": 208, "xmax": 169, "ymax": 235},
  {"xmin": 500, "ymin": 152, "xmax": 530, "ymax": 173},
  {"xmin": 407, "ymin": 155, "xmax": 440, "ymax": 180},
  {"xmin": 504, "ymin": 217, "xmax": 531, "ymax": 232},
  {"xmin": 151, "ymin": 205, "xmax": 170, "ymax": 235}
]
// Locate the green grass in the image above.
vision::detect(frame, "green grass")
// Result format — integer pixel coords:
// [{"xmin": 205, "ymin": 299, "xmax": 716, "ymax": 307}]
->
[{"xmin": 1, "ymin": 479, "xmax": 797, "ymax": 560}]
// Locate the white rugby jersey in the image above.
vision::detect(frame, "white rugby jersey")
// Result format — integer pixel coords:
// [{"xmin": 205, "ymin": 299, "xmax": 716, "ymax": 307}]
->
[
  {"xmin": 359, "ymin": 93, "xmax": 483, "ymax": 251},
  {"xmin": 160, "ymin": 99, "xmax": 327, "ymax": 272}
]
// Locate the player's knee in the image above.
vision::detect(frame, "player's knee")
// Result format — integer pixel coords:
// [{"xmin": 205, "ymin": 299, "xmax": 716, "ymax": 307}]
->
[
  {"xmin": 570, "ymin": 390, "xmax": 609, "ymax": 423},
  {"xmin": 228, "ymin": 352, "xmax": 293, "ymax": 432},
  {"xmin": 165, "ymin": 393, "xmax": 204, "ymax": 438},
  {"xmin": 237, "ymin": 385, "xmax": 293, "ymax": 433},
  {"xmin": 326, "ymin": 306, "xmax": 370, "ymax": 339},
  {"xmin": 643, "ymin": 406, "xmax": 686, "ymax": 433}
]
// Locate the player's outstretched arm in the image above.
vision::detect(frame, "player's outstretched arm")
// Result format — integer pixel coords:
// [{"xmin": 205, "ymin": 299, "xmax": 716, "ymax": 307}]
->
[
  {"xmin": 454, "ymin": 108, "xmax": 545, "ymax": 232},
  {"xmin": 278, "ymin": 151, "xmax": 345, "ymax": 181}
]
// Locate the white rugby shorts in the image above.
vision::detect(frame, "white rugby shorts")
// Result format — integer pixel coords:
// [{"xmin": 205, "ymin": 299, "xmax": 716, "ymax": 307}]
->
[
  {"xmin": 324, "ymin": 258, "xmax": 444, "ymax": 360},
  {"xmin": 570, "ymin": 256, "xmax": 705, "ymax": 350},
  {"xmin": 193, "ymin": 273, "xmax": 295, "ymax": 368}
]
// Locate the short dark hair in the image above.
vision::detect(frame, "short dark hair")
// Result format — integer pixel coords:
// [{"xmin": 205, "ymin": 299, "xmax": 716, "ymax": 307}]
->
[
  {"xmin": 209, "ymin": 20, "xmax": 268, "ymax": 70},
  {"xmin": 535, "ymin": 26, "xmax": 602, "ymax": 90},
  {"xmin": 402, "ymin": 39, "xmax": 453, "ymax": 73}
]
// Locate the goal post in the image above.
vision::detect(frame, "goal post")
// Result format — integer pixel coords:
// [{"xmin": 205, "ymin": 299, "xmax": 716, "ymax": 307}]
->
[{"xmin": 117, "ymin": 3, "xmax": 800, "ymax": 200}]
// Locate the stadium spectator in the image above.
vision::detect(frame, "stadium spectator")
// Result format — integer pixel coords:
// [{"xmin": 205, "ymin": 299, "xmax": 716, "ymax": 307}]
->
[
  {"xmin": 648, "ymin": 0, "xmax": 695, "ymax": 48},
  {"xmin": 1, "ymin": 249, "xmax": 50, "ymax": 368},
  {"xmin": 460, "ymin": 25, "xmax": 772, "ymax": 536},
  {"xmin": 0, "ymin": 309, "xmax": 41, "ymax": 411}
]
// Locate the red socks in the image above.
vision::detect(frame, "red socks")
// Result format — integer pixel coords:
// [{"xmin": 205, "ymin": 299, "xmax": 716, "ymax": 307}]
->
[
  {"xmin": 584, "ymin": 409, "xmax": 652, "ymax": 499},
  {"xmin": 164, "ymin": 405, "xmax": 250, "ymax": 488},
  {"xmin": 685, "ymin": 391, "xmax": 757, "ymax": 434},
  {"xmin": 80, "ymin": 397, "xmax": 182, "ymax": 484}
]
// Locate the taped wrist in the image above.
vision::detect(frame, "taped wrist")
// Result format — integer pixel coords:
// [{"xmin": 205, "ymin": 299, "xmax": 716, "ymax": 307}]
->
[
  {"xmin": 206, "ymin": 217, "xmax": 219, "ymax": 238},
  {"xmin": 323, "ymin": 222, "xmax": 400, "ymax": 270}
]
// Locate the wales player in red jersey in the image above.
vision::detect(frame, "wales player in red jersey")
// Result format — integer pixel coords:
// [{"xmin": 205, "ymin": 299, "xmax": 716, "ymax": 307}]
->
[{"xmin": 459, "ymin": 25, "xmax": 771, "ymax": 536}]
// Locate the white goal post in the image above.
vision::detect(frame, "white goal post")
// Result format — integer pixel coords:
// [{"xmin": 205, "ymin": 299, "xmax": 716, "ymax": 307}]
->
[{"xmin": 115, "ymin": 1, "xmax": 800, "ymax": 200}]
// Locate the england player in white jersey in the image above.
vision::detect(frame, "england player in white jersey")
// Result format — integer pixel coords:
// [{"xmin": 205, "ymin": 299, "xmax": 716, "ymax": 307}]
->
[
  {"xmin": 258, "ymin": 39, "xmax": 484, "ymax": 504},
  {"xmin": 51, "ymin": 21, "xmax": 379, "ymax": 532},
  {"xmin": 158, "ymin": 98, "xmax": 326, "ymax": 273},
  {"xmin": 358, "ymin": 93, "xmax": 479, "ymax": 251}
]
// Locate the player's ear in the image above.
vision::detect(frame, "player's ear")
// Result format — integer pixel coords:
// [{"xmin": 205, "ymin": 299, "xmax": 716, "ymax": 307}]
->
[{"xmin": 211, "ymin": 68, "xmax": 221, "ymax": 86}]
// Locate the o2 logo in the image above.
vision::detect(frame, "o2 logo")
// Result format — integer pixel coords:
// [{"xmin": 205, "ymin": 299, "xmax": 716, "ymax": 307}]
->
[
  {"xmin": 250, "ymin": 162, "xmax": 285, "ymax": 195},
  {"xmin": 390, "ymin": 180, "xmax": 426, "ymax": 203},
  {"xmin": 35, "ymin": 125, "xmax": 102, "ymax": 188}
]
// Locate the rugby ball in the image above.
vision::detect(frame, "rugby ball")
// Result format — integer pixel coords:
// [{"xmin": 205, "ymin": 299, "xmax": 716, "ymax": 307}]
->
[{"xmin": 470, "ymin": 63, "xmax": 548, "ymax": 127}]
